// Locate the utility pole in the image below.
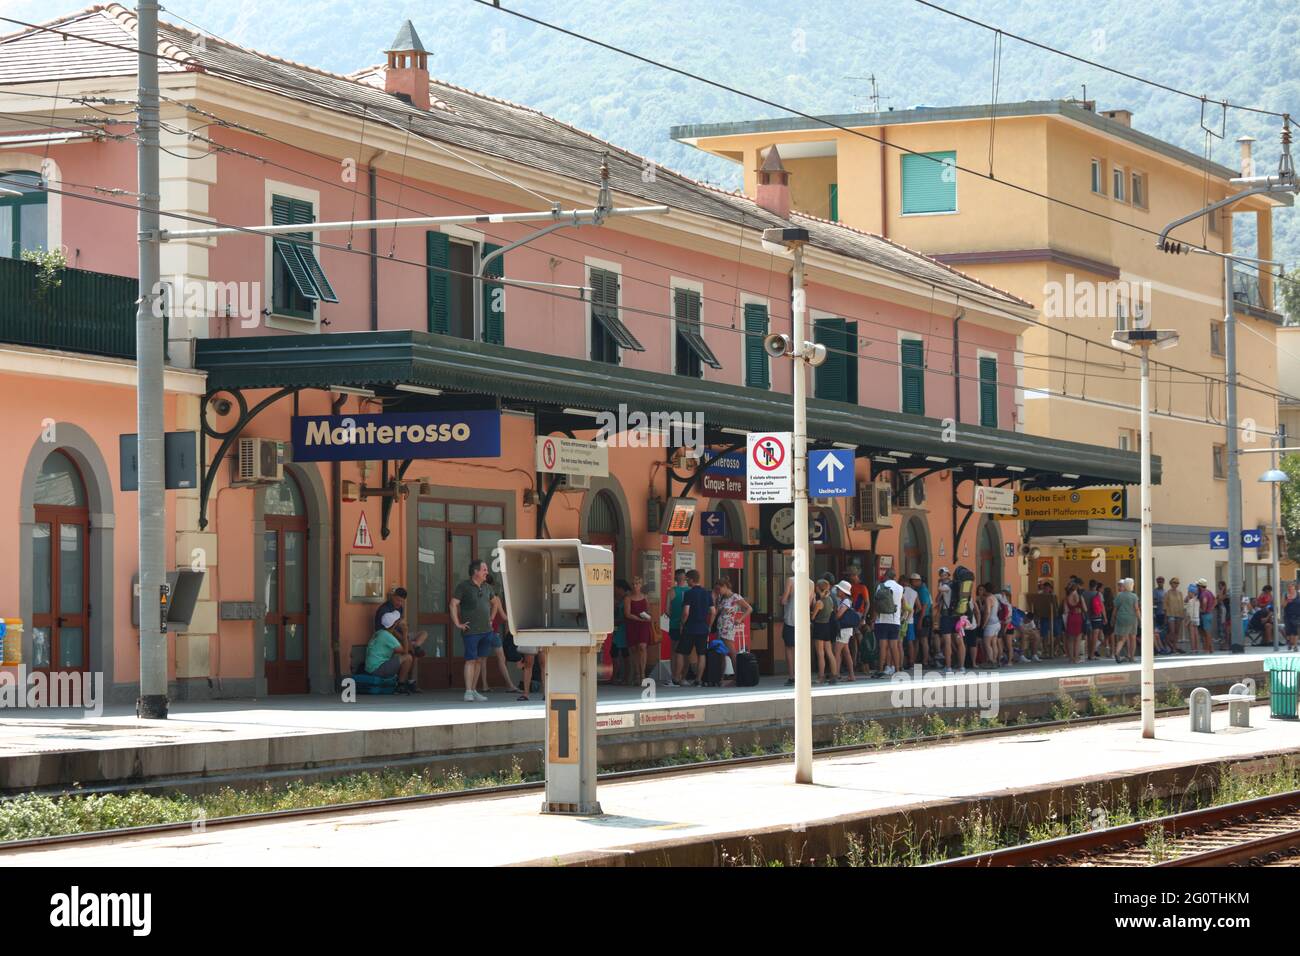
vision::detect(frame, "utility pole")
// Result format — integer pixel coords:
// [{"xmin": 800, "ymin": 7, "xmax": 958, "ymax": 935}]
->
[
  {"xmin": 1158, "ymin": 122, "xmax": 1297, "ymax": 659},
  {"xmin": 1112, "ymin": 327, "xmax": 1179, "ymax": 739},
  {"xmin": 136, "ymin": 1, "xmax": 168, "ymax": 719},
  {"xmin": 1225, "ymin": 251, "xmax": 1243, "ymax": 651},
  {"xmin": 761, "ymin": 227, "xmax": 822, "ymax": 783}
]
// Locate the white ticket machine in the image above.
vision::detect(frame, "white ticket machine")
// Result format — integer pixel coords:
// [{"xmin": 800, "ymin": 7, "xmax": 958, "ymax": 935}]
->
[{"xmin": 497, "ymin": 538, "xmax": 613, "ymax": 814}]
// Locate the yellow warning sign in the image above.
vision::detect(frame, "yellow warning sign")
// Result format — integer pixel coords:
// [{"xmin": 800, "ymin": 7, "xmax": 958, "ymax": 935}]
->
[{"xmin": 995, "ymin": 487, "xmax": 1127, "ymax": 521}]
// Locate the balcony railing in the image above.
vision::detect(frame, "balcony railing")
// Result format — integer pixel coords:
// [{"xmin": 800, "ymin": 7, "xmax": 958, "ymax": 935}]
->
[
  {"xmin": 1233, "ymin": 269, "xmax": 1273, "ymax": 312},
  {"xmin": 0, "ymin": 255, "xmax": 157, "ymax": 360}
]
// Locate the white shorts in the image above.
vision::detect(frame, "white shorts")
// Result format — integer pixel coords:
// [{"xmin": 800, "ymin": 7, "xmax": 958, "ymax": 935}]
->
[
  {"xmin": 983, "ymin": 622, "xmax": 1001, "ymax": 638},
  {"xmin": 837, "ymin": 628, "xmax": 853, "ymax": 644},
  {"xmin": 517, "ymin": 646, "xmax": 539, "ymax": 657}
]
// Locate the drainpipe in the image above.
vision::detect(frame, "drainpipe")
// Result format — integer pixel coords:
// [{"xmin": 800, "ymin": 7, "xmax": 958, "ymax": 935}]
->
[
  {"xmin": 369, "ymin": 163, "xmax": 379, "ymax": 331},
  {"xmin": 951, "ymin": 307, "xmax": 964, "ymax": 556},
  {"xmin": 879, "ymin": 126, "xmax": 889, "ymax": 239},
  {"xmin": 329, "ymin": 392, "xmax": 346, "ymax": 689}
]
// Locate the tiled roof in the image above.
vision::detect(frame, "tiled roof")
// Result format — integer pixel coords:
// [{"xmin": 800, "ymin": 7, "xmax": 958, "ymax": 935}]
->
[{"xmin": 0, "ymin": 4, "xmax": 1032, "ymax": 311}]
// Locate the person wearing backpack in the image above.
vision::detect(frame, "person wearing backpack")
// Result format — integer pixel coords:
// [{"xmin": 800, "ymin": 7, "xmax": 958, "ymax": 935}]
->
[
  {"xmin": 832, "ymin": 580, "xmax": 859, "ymax": 683},
  {"xmin": 873, "ymin": 569, "xmax": 904, "ymax": 676}
]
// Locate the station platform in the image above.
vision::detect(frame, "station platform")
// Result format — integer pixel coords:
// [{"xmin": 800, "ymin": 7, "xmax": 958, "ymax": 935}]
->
[
  {"xmin": 0, "ymin": 649, "xmax": 1276, "ymax": 795},
  {"xmin": 5, "ymin": 703, "xmax": 1297, "ymax": 866}
]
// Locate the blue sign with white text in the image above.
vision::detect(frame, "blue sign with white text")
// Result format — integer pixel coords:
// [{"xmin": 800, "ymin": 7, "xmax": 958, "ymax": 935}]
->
[
  {"xmin": 809, "ymin": 449, "xmax": 854, "ymax": 497},
  {"xmin": 1209, "ymin": 531, "xmax": 1229, "ymax": 550},
  {"xmin": 1242, "ymin": 529, "xmax": 1263, "ymax": 549},
  {"xmin": 291, "ymin": 410, "xmax": 501, "ymax": 462},
  {"xmin": 700, "ymin": 511, "xmax": 727, "ymax": 537}
]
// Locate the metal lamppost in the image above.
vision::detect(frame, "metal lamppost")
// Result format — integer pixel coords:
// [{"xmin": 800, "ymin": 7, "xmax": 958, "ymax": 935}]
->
[
  {"xmin": 760, "ymin": 226, "xmax": 828, "ymax": 784},
  {"xmin": 1111, "ymin": 327, "xmax": 1179, "ymax": 739},
  {"xmin": 1260, "ymin": 456, "xmax": 1288, "ymax": 651}
]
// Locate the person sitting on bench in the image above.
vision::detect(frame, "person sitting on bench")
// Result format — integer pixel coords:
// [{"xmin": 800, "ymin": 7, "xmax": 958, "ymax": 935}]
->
[{"xmin": 365, "ymin": 610, "xmax": 419, "ymax": 695}]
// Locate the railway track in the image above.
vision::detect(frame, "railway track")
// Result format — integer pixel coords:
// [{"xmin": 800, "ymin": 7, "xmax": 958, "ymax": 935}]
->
[
  {"xmin": 0, "ymin": 702, "xmax": 1204, "ymax": 854},
  {"xmin": 938, "ymin": 788, "xmax": 1300, "ymax": 867}
]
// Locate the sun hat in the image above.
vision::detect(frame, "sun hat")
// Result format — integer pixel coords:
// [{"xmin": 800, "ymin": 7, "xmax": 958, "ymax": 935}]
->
[
  {"xmin": 835, "ymin": 580, "xmax": 852, "ymax": 595},
  {"xmin": 380, "ymin": 610, "xmax": 401, "ymax": 629}
]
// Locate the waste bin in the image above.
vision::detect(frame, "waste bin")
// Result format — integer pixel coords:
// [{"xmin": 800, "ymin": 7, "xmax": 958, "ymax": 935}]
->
[{"xmin": 1264, "ymin": 656, "xmax": 1299, "ymax": 720}]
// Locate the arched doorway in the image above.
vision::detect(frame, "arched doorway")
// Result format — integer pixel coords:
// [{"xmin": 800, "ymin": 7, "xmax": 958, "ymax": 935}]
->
[
  {"xmin": 31, "ymin": 450, "xmax": 89, "ymax": 674},
  {"xmin": 901, "ymin": 515, "xmax": 931, "ymax": 582},
  {"xmin": 262, "ymin": 473, "xmax": 309, "ymax": 694},
  {"xmin": 977, "ymin": 517, "xmax": 1003, "ymax": 592},
  {"xmin": 586, "ymin": 489, "xmax": 624, "ymax": 576}
]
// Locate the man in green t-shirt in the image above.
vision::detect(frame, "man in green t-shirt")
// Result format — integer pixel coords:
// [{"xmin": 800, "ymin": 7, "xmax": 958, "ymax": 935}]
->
[
  {"xmin": 450, "ymin": 558, "xmax": 503, "ymax": 703},
  {"xmin": 364, "ymin": 609, "xmax": 414, "ymax": 690}
]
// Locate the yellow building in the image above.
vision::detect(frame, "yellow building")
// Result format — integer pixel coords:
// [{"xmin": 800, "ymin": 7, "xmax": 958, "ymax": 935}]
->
[{"xmin": 674, "ymin": 100, "xmax": 1290, "ymax": 594}]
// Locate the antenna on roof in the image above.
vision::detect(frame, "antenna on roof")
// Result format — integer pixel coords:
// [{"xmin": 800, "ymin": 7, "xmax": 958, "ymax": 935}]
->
[
  {"xmin": 594, "ymin": 151, "xmax": 612, "ymax": 223},
  {"xmin": 845, "ymin": 74, "xmax": 882, "ymax": 112}
]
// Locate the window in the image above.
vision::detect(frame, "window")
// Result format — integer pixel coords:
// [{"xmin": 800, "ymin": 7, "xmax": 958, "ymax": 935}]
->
[
  {"xmin": 900, "ymin": 338, "xmax": 925, "ymax": 415},
  {"xmin": 829, "ymin": 183, "xmax": 839, "ymax": 222},
  {"xmin": 1130, "ymin": 170, "xmax": 1147, "ymax": 209},
  {"xmin": 589, "ymin": 267, "xmax": 643, "ymax": 364},
  {"xmin": 1118, "ymin": 430, "xmax": 1130, "ymax": 452},
  {"xmin": 1213, "ymin": 443, "xmax": 1226, "ymax": 479},
  {"xmin": 743, "ymin": 302, "xmax": 770, "ymax": 389},
  {"xmin": 978, "ymin": 355, "xmax": 998, "ymax": 427},
  {"xmin": 814, "ymin": 317, "xmax": 858, "ymax": 403},
  {"xmin": 1115, "ymin": 298, "xmax": 1128, "ymax": 332},
  {"xmin": 900, "ymin": 150, "xmax": 957, "ymax": 214},
  {"xmin": 1132, "ymin": 296, "xmax": 1145, "ymax": 329},
  {"xmin": 1207, "ymin": 207, "xmax": 1221, "ymax": 235},
  {"xmin": 1112, "ymin": 166, "xmax": 1126, "ymax": 202},
  {"xmin": 0, "ymin": 170, "xmax": 47, "ymax": 258},
  {"xmin": 427, "ymin": 232, "xmax": 505, "ymax": 343},
  {"xmin": 673, "ymin": 286, "xmax": 720, "ymax": 377},
  {"xmin": 1210, "ymin": 321, "xmax": 1224, "ymax": 357},
  {"xmin": 1090, "ymin": 159, "xmax": 1104, "ymax": 195},
  {"xmin": 270, "ymin": 194, "xmax": 337, "ymax": 320}
]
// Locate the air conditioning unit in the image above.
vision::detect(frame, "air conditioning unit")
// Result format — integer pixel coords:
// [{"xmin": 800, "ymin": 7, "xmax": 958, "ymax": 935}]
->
[
  {"xmin": 856, "ymin": 481, "xmax": 892, "ymax": 527},
  {"xmin": 557, "ymin": 472, "xmax": 591, "ymax": 490},
  {"xmin": 236, "ymin": 437, "xmax": 284, "ymax": 484},
  {"xmin": 897, "ymin": 478, "xmax": 927, "ymax": 510}
]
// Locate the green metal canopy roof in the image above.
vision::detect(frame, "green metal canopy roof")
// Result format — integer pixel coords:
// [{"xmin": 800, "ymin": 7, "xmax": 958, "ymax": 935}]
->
[{"xmin": 195, "ymin": 331, "xmax": 1157, "ymax": 486}]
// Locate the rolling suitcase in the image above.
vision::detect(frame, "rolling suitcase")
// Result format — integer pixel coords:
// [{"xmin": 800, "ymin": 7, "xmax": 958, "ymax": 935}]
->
[
  {"xmin": 736, "ymin": 652, "xmax": 759, "ymax": 686},
  {"xmin": 702, "ymin": 650, "xmax": 726, "ymax": 687}
]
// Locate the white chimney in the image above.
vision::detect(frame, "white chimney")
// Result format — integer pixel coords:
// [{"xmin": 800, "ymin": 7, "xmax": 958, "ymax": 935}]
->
[{"xmin": 1237, "ymin": 136, "xmax": 1257, "ymax": 178}]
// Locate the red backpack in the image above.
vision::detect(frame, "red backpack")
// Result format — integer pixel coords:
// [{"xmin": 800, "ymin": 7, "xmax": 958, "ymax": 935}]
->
[{"xmin": 1090, "ymin": 593, "xmax": 1104, "ymax": 617}]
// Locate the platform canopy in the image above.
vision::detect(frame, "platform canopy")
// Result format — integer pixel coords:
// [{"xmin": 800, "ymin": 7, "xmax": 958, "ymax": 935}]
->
[{"xmin": 195, "ymin": 330, "xmax": 1156, "ymax": 488}]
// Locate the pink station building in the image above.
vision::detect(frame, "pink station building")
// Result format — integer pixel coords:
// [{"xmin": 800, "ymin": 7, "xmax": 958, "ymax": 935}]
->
[{"xmin": 0, "ymin": 6, "xmax": 1143, "ymax": 699}]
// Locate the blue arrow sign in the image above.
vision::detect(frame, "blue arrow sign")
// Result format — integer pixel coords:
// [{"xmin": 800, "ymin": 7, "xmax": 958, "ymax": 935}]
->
[
  {"xmin": 1242, "ymin": 529, "xmax": 1263, "ymax": 548},
  {"xmin": 809, "ymin": 449, "xmax": 854, "ymax": 497},
  {"xmin": 1209, "ymin": 531, "xmax": 1228, "ymax": 550},
  {"xmin": 700, "ymin": 510, "xmax": 726, "ymax": 537}
]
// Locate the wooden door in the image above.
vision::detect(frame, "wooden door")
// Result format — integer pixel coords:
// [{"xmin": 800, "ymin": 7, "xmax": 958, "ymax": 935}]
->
[
  {"xmin": 263, "ymin": 518, "xmax": 308, "ymax": 694},
  {"xmin": 31, "ymin": 506, "xmax": 89, "ymax": 675}
]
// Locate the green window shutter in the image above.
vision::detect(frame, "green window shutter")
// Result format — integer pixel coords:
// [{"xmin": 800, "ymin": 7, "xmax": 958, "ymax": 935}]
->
[
  {"xmin": 744, "ymin": 302, "xmax": 769, "ymax": 389},
  {"xmin": 814, "ymin": 317, "xmax": 847, "ymax": 401},
  {"xmin": 900, "ymin": 338, "xmax": 925, "ymax": 414},
  {"xmin": 426, "ymin": 231, "xmax": 450, "ymax": 334},
  {"xmin": 979, "ymin": 356, "xmax": 998, "ymax": 428},
  {"xmin": 829, "ymin": 183, "xmax": 839, "ymax": 222},
  {"xmin": 901, "ymin": 150, "xmax": 957, "ymax": 214},
  {"xmin": 845, "ymin": 321, "xmax": 858, "ymax": 404},
  {"xmin": 481, "ymin": 243, "xmax": 504, "ymax": 345}
]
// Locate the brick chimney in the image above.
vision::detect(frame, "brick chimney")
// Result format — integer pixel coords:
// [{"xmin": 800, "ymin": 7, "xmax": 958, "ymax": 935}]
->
[
  {"xmin": 384, "ymin": 20, "xmax": 429, "ymax": 111},
  {"xmin": 755, "ymin": 145, "xmax": 791, "ymax": 220},
  {"xmin": 1101, "ymin": 108, "xmax": 1133, "ymax": 127}
]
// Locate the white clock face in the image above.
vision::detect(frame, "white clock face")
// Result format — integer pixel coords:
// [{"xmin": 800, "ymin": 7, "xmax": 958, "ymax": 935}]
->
[{"xmin": 770, "ymin": 506, "xmax": 796, "ymax": 546}]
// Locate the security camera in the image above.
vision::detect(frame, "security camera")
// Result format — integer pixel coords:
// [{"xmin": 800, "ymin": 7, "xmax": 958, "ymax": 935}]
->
[
  {"xmin": 763, "ymin": 332, "xmax": 793, "ymax": 358},
  {"xmin": 803, "ymin": 342, "xmax": 829, "ymax": 367}
]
